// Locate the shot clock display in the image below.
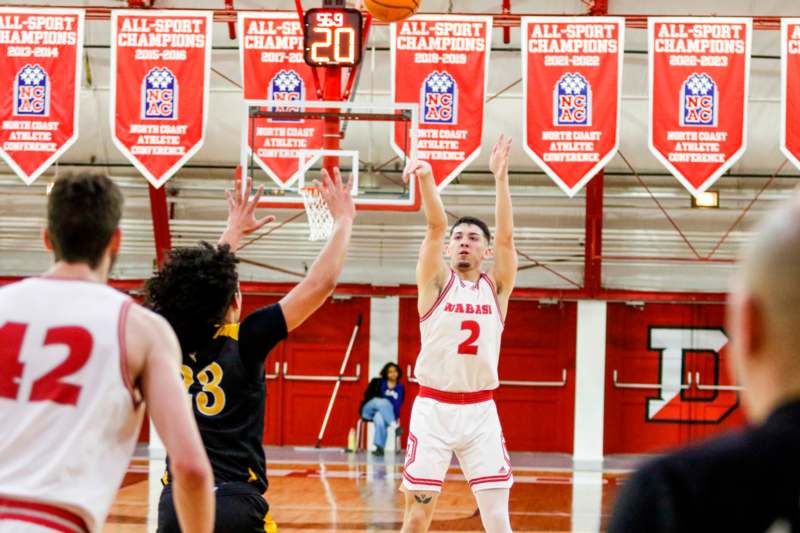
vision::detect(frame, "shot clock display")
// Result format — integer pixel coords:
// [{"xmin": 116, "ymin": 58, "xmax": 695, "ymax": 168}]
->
[{"xmin": 303, "ymin": 8, "xmax": 363, "ymax": 67}]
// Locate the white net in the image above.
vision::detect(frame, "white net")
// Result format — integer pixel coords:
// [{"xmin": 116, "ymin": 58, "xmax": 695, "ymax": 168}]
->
[{"xmin": 300, "ymin": 187, "xmax": 334, "ymax": 241}]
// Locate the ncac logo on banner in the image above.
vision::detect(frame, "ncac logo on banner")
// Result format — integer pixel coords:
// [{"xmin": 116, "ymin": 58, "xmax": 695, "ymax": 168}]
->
[
  {"xmin": 110, "ymin": 10, "xmax": 212, "ymax": 189},
  {"xmin": 238, "ymin": 12, "xmax": 323, "ymax": 188},
  {"xmin": 269, "ymin": 69, "xmax": 303, "ymax": 122},
  {"xmin": 648, "ymin": 18, "xmax": 751, "ymax": 196},
  {"xmin": 391, "ymin": 15, "xmax": 492, "ymax": 190},
  {"xmin": 554, "ymin": 73, "xmax": 591, "ymax": 126},
  {"xmin": 780, "ymin": 19, "xmax": 800, "ymax": 171},
  {"xmin": 142, "ymin": 67, "xmax": 178, "ymax": 120},
  {"xmin": 681, "ymin": 73, "xmax": 717, "ymax": 127},
  {"xmin": 422, "ymin": 71, "xmax": 457, "ymax": 124},
  {"xmin": 522, "ymin": 17, "xmax": 624, "ymax": 197},
  {"xmin": 0, "ymin": 9, "xmax": 83, "ymax": 185},
  {"xmin": 14, "ymin": 64, "xmax": 50, "ymax": 116}
]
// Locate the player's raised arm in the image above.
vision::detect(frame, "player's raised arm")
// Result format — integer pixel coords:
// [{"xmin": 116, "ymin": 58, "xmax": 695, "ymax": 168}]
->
[
  {"xmin": 127, "ymin": 305, "xmax": 215, "ymax": 533},
  {"xmin": 218, "ymin": 175, "xmax": 276, "ymax": 251},
  {"xmin": 404, "ymin": 160, "xmax": 449, "ymax": 313},
  {"xmin": 278, "ymin": 167, "xmax": 356, "ymax": 331},
  {"xmin": 489, "ymin": 134, "xmax": 517, "ymax": 316}
]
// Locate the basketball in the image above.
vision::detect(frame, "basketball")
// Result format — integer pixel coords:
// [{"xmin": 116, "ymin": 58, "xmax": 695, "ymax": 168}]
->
[{"xmin": 363, "ymin": 0, "xmax": 419, "ymax": 22}]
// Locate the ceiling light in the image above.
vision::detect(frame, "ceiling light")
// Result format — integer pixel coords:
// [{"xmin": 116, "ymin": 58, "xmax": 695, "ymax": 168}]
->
[{"xmin": 691, "ymin": 191, "xmax": 719, "ymax": 208}]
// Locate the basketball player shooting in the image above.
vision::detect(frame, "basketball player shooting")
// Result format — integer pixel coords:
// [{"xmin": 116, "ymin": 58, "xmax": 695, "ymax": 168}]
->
[{"xmin": 400, "ymin": 134, "xmax": 516, "ymax": 533}]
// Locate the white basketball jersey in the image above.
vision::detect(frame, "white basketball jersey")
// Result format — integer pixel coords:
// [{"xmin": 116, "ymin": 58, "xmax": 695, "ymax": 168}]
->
[
  {"xmin": 0, "ymin": 278, "xmax": 144, "ymax": 532},
  {"xmin": 415, "ymin": 270, "xmax": 504, "ymax": 392}
]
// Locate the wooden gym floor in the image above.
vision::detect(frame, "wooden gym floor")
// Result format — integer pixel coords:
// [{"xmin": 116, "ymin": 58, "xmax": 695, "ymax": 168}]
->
[{"xmin": 101, "ymin": 447, "xmax": 633, "ymax": 532}]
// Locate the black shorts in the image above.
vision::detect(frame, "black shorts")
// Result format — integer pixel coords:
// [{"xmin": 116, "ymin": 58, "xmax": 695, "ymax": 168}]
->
[{"xmin": 157, "ymin": 481, "xmax": 272, "ymax": 533}]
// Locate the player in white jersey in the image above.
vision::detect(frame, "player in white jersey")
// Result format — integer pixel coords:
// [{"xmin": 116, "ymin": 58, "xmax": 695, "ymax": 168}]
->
[
  {"xmin": 401, "ymin": 135, "xmax": 516, "ymax": 533},
  {"xmin": 0, "ymin": 173, "xmax": 214, "ymax": 533}
]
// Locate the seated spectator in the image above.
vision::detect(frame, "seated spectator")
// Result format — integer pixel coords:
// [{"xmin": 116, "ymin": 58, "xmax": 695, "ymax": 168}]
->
[
  {"xmin": 360, "ymin": 363, "xmax": 405, "ymax": 456},
  {"xmin": 608, "ymin": 196, "xmax": 800, "ymax": 533}
]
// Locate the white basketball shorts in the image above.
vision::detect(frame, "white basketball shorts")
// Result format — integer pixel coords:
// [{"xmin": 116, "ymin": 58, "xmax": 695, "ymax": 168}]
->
[{"xmin": 402, "ymin": 392, "xmax": 513, "ymax": 493}]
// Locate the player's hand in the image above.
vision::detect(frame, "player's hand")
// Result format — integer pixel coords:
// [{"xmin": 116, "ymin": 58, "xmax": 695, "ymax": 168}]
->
[
  {"xmin": 402, "ymin": 159, "xmax": 433, "ymax": 184},
  {"xmin": 314, "ymin": 167, "xmax": 355, "ymax": 224},
  {"xmin": 489, "ymin": 133, "xmax": 512, "ymax": 180},
  {"xmin": 220, "ymin": 175, "xmax": 275, "ymax": 249}
]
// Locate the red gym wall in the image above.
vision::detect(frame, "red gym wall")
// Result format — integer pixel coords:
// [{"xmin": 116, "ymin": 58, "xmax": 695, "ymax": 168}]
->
[
  {"xmin": 397, "ymin": 298, "xmax": 577, "ymax": 453},
  {"xmin": 603, "ymin": 302, "xmax": 745, "ymax": 454},
  {"xmin": 245, "ymin": 295, "xmax": 370, "ymax": 447}
]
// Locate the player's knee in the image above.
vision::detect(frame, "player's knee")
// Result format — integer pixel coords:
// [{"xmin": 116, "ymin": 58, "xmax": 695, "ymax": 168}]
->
[
  {"xmin": 479, "ymin": 507, "xmax": 512, "ymax": 533},
  {"xmin": 403, "ymin": 507, "xmax": 431, "ymax": 531}
]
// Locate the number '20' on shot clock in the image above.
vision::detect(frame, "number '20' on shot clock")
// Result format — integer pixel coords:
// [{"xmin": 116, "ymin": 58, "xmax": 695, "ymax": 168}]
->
[{"xmin": 303, "ymin": 7, "xmax": 363, "ymax": 67}]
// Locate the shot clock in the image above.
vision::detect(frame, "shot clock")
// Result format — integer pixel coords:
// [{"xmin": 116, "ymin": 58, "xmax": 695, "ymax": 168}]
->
[{"xmin": 303, "ymin": 8, "xmax": 363, "ymax": 67}]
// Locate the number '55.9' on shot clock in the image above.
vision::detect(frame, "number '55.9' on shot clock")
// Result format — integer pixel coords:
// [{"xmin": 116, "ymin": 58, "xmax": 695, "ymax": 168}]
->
[{"xmin": 303, "ymin": 7, "xmax": 363, "ymax": 67}]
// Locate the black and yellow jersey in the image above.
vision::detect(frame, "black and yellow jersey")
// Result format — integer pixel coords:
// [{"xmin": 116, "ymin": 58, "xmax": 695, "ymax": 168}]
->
[{"xmin": 164, "ymin": 304, "xmax": 287, "ymax": 493}]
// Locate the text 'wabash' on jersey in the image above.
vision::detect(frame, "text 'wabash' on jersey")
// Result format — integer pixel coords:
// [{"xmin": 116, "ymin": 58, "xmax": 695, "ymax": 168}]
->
[{"xmin": 414, "ymin": 269, "xmax": 504, "ymax": 392}]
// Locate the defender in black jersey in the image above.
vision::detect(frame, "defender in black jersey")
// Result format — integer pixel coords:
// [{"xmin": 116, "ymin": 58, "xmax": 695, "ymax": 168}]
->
[{"xmin": 147, "ymin": 171, "xmax": 355, "ymax": 532}]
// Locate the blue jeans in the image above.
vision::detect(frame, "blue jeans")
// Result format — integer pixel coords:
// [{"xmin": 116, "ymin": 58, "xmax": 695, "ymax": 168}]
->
[{"xmin": 361, "ymin": 398, "xmax": 396, "ymax": 448}]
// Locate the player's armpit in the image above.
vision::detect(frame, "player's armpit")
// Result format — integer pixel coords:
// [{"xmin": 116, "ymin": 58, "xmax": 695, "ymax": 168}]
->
[
  {"xmin": 490, "ymin": 240, "xmax": 517, "ymax": 297},
  {"xmin": 416, "ymin": 234, "xmax": 449, "ymax": 318},
  {"xmin": 416, "ymin": 230, "xmax": 448, "ymax": 287}
]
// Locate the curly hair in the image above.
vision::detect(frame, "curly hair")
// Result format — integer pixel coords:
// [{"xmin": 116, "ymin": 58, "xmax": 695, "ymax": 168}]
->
[{"xmin": 145, "ymin": 242, "xmax": 239, "ymax": 355}]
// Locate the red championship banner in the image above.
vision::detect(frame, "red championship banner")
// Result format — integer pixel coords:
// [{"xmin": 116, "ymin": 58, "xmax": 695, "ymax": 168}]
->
[
  {"xmin": 391, "ymin": 15, "xmax": 491, "ymax": 189},
  {"xmin": 0, "ymin": 8, "xmax": 83, "ymax": 185},
  {"xmin": 781, "ymin": 19, "xmax": 800, "ymax": 170},
  {"xmin": 110, "ymin": 10, "xmax": 212, "ymax": 188},
  {"xmin": 649, "ymin": 18, "xmax": 751, "ymax": 196},
  {"xmin": 238, "ymin": 12, "xmax": 323, "ymax": 188},
  {"xmin": 522, "ymin": 17, "xmax": 624, "ymax": 197}
]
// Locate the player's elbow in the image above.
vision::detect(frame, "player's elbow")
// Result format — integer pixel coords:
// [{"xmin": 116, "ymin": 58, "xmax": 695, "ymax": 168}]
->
[
  {"xmin": 170, "ymin": 455, "xmax": 213, "ymax": 491},
  {"xmin": 307, "ymin": 274, "xmax": 338, "ymax": 301},
  {"xmin": 320, "ymin": 272, "xmax": 339, "ymax": 294},
  {"xmin": 426, "ymin": 221, "xmax": 447, "ymax": 235},
  {"xmin": 494, "ymin": 235, "xmax": 514, "ymax": 249}
]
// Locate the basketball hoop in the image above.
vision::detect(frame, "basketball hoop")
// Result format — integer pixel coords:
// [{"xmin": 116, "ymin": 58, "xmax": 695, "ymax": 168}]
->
[{"xmin": 300, "ymin": 186, "xmax": 334, "ymax": 241}]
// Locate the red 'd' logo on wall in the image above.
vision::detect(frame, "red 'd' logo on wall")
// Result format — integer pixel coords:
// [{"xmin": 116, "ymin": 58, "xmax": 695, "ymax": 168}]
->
[
  {"xmin": 0, "ymin": 8, "xmax": 83, "ymax": 185},
  {"xmin": 522, "ymin": 17, "xmax": 624, "ymax": 197},
  {"xmin": 391, "ymin": 15, "xmax": 492, "ymax": 189},
  {"xmin": 648, "ymin": 18, "xmax": 751, "ymax": 196},
  {"xmin": 238, "ymin": 12, "xmax": 323, "ymax": 188},
  {"xmin": 604, "ymin": 304, "xmax": 745, "ymax": 455},
  {"xmin": 781, "ymin": 19, "xmax": 800, "ymax": 170},
  {"xmin": 645, "ymin": 327, "xmax": 738, "ymax": 424},
  {"xmin": 110, "ymin": 10, "xmax": 212, "ymax": 188}
]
